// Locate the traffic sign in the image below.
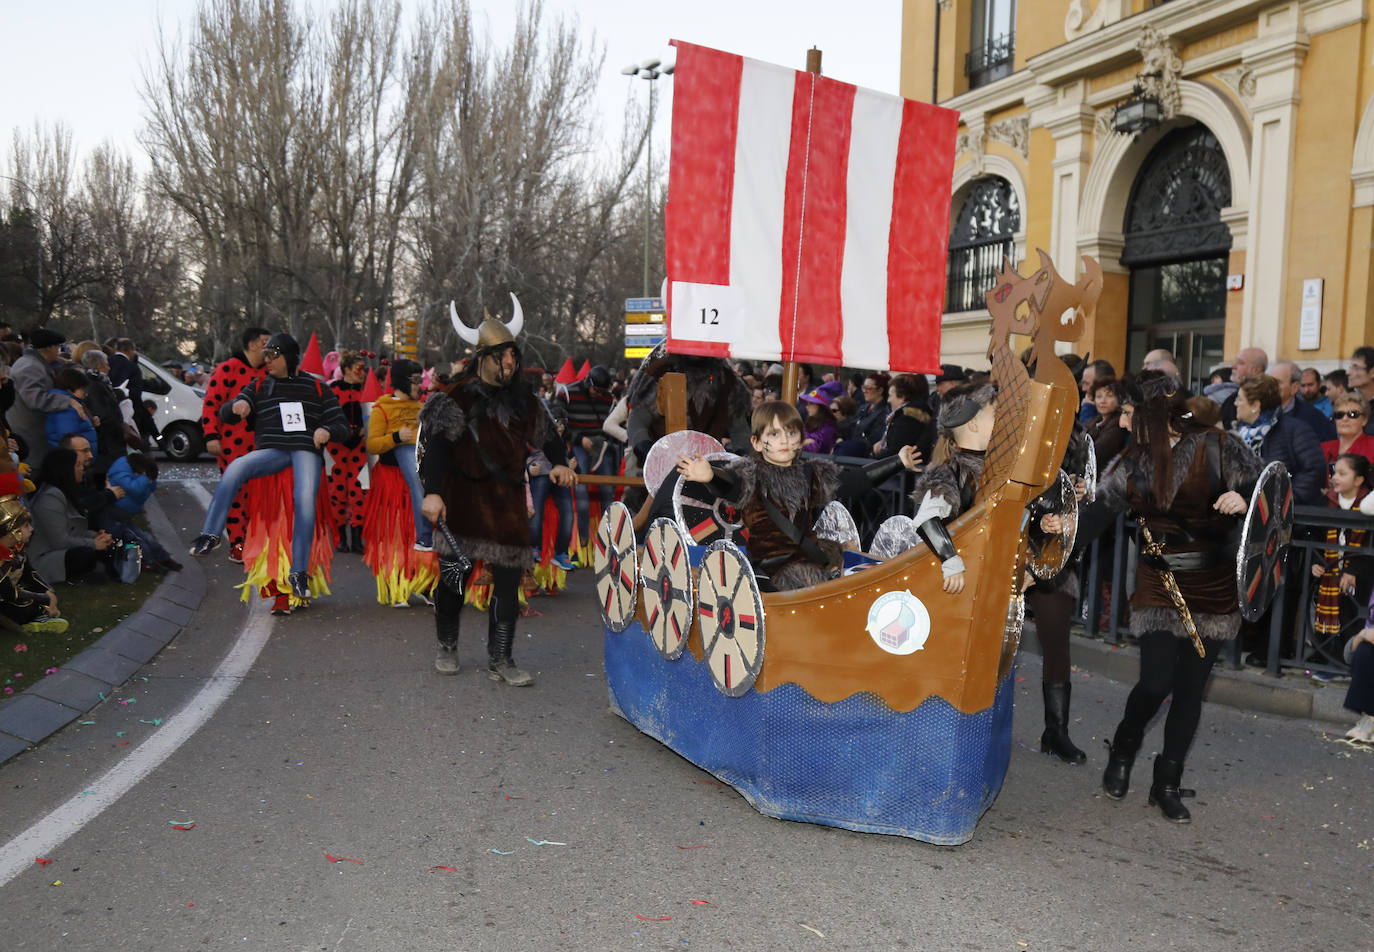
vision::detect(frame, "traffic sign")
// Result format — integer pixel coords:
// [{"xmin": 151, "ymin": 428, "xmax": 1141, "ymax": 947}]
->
[
  {"xmin": 625, "ymin": 345, "xmax": 657, "ymax": 358},
  {"xmin": 625, "ymin": 312, "xmax": 666, "ymax": 324},
  {"xmin": 625, "ymin": 297, "xmax": 664, "ymax": 312}
]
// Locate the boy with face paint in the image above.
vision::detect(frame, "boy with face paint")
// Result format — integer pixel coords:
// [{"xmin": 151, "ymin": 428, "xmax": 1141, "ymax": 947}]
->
[{"xmin": 677, "ymin": 400, "xmax": 920, "ymax": 591}]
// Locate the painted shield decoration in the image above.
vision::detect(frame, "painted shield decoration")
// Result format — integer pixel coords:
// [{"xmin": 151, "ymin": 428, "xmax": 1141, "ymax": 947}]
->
[
  {"xmin": 594, "ymin": 501, "xmax": 639, "ymax": 633},
  {"xmin": 639, "ymin": 518, "xmax": 695, "ymax": 660},
  {"xmin": 1026, "ymin": 469, "xmax": 1079, "ymax": 580},
  {"xmin": 697, "ymin": 540, "xmax": 765, "ymax": 697},
  {"xmin": 814, "ymin": 500, "xmax": 861, "ymax": 550},
  {"xmin": 673, "ymin": 452, "xmax": 744, "ymax": 546},
  {"xmin": 1237, "ymin": 461, "xmax": 1294, "ymax": 621},
  {"xmin": 642, "ymin": 430, "xmax": 725, "ymax": 498}
]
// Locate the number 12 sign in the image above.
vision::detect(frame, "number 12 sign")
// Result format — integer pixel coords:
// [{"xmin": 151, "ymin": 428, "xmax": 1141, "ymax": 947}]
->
[{"xmin": 669, "ymin": 281, "xmax": 743, "ymax": 352}]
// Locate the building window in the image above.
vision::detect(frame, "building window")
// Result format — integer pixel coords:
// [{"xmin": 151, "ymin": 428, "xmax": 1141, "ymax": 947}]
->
[
  {"xmin": 946, "ymin": 177, "xmax": 1020, "ymax": 314},
  {"xmin": 966, "ymin": 0, "xmax": 1016, "ymax": 89}
]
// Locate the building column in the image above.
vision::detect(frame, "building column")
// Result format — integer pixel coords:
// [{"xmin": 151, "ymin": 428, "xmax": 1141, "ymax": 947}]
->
[{"xmin": 1239, "ymin": 5, "xmax": 1309, "ymax": 357}]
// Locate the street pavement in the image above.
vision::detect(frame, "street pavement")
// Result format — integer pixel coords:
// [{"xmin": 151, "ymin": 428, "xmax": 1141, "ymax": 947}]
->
[{"xmin": 0, "ymin": 477, "xmax": 1370, "ymax": 951}]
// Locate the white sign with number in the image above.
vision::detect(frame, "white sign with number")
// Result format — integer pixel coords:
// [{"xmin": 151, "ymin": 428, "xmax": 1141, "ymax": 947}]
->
[
  {"xmin": 279, "ymin": 401, "xmax": 307, "ymax": 432},
  {"xmin": 670, "ymin": 281, "xmax": 743, "ymax": 348}
]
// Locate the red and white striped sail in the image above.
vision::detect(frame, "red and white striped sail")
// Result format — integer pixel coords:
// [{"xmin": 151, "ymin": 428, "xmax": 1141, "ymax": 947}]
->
[{"xmin": 665, "ymin": 41, "xmax": 958, "ymax": 374}]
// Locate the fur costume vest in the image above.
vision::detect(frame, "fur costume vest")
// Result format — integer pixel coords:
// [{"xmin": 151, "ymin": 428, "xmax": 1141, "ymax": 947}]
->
[{"xmin": 723, "ymin": 455, "xmax": 841, "ymax": 591}]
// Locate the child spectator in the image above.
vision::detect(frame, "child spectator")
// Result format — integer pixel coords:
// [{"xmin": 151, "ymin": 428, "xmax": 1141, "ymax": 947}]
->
[
  {"xmin": 1311, "ymin": 454, "xmax": 1374, "ymax": 650},
  {"xmin": 529, "ymin": 404, "xmax": 575, "ymax": 571},
  {"xmin": 0, "ymin": 494, "xmax": 67, "ymax": 634},
  {"xmin": 45, "ymin": 366, "xmax": 98, "ymax": 453},
  {"xmin": 104, "ymin": 451, "xmax": 182, "ymax": 574}
]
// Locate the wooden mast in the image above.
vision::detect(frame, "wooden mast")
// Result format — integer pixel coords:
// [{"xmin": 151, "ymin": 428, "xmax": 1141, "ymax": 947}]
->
[{"xmin": 780, "ymin": 47, "xmax": 823, "ymax": 406}]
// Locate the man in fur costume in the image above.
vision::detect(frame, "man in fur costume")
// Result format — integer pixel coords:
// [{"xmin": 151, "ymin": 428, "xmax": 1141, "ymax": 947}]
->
[
  {"xmin": 419, "ymin": 297, "xmax": 574, "ymax": 685},
  {"xmin": 677, "ymin": 400, "xmax": 918, "ymax": 591}
]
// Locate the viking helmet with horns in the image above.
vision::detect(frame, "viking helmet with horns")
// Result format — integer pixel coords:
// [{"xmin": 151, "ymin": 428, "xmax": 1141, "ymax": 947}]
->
[{"xmin": 450, "ymin": 292, "xmax": 524, "ymax": 353}]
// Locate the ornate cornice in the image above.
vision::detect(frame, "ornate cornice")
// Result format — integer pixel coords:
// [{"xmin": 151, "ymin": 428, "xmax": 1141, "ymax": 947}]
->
[{"xmin": 987, "ymin": 116, "xmax": 1030, "ymax": 158}]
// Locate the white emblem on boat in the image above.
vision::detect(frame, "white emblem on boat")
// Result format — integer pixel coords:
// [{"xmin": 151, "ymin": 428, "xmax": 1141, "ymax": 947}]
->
[{"xmin": 865, "ymin": 591, "xmax": 931, "ymax": 655}]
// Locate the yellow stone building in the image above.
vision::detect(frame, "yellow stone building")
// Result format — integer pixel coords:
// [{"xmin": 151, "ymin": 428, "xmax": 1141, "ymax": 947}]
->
[{"xmin": 900, "ymin": 0, "xmax": 1372, "ymax": 384}]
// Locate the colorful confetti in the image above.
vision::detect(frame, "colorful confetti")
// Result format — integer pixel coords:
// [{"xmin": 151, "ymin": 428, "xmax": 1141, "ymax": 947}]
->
[
  {"xmin": 488, "ymin": 849, "xmax": 514, "ymax": 855},
  {"xmin": 427, "ymin": 866, "xmax": 458, "ymax": 872},
  {"xmin": 801, "ymin": 924, "xmax": 825, "ymax": 938},
  {"xmin": 324, "ymin": 854, "xmax": 363, "ymax": 864},
  {"xmin": 12, "ymin": 643, "xmax": 26, "ymax": 652},
  {"xmin": 525, "ymin": 838, "xmax": 566, "ymax": 846},
  {"xmin": 114, "ymin": 741, "xmax": 130, "ymax": 747},
  {"xmin": 171, "ymin": 824, "xmax": 195, "ymax": 831},
  {"xmin": 45, "ymin": 667, "xmax": 58, "ymax": 674},
  {"xmin": 139, "ymin": 719, "xmax": 163, "ymax": 726},
  {"xmin": 34, "ymin": 858, "xmax": 52, "ymax": 866},
  {"xmin": 690, "ymin": 900, "xmax": 711, "ymax": 906},
  {"xmin": 676, "ymin": 845, "xmax": 708, "ymax": 850},
  {"xmin": 636, "ymin": 915, "xmax": 673, "ymax": 922},
  {"xmin": 504, "ymin": 796, "xmax": 526, "ymax": 801}
]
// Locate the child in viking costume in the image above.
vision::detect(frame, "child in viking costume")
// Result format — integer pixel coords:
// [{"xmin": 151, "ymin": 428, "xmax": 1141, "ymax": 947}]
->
[
  {"xmin": 418, "ymin": 297, "xmax": 575, "ymax": 685},
  {"xmin": 189, "ymin": 333, "xmax": 350, "ymax": 615},
  {"xmin": 677, "ymin": 400, "xmax": 919, "ymax": 591},
  {"xmin": 362, "ymin": 358, "xmax": 437, "ymax": 607},
  {"xmin": 0, "ymin": 493, "xmax": 68, "ymax": 635}
]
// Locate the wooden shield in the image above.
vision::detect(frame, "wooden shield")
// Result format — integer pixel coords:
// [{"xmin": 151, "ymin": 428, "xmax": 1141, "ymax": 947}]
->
[
  {"xmin": 639, "ymin": 518, "xmax": 695, "ymax": 660},
  {"xmin": 594, "ymin": 501, "xmax": 639, "ymax": 632}
]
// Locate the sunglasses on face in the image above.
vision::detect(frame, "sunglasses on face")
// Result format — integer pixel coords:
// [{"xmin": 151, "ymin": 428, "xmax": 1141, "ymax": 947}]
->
[
  {"xmin": 1335, "ymin": 409, "xmax": 1366, "ymax": 420},
  {"xmin": 264, "ymin": 348, "xmax": 282, "ymax": 359}
]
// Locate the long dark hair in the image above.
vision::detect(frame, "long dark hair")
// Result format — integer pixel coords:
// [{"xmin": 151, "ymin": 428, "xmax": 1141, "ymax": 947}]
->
[
  {"xmin": 1124, "ymin": 371, "xmax": 1200, "ymax": 507},
  {"xmin": 36, "ymin": 448, "xmax": 82, "ymax": 507}
]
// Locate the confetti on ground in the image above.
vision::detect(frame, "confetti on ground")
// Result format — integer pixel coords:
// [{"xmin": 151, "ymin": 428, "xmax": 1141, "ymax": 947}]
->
[
  {"xmin": 505, "ymin": 796, "xmax": 526, "ymax": 801},
  {"xmin": 519, "ymin": 607, "xmax": 544, "ymax": 617},
  {"xmin": 139, "ymin": 719, "xmax": 163, "ymax": 726},
  {"xmin": 118, "ymin": 698, "xmax": 136, "ymax": 705},
  {"xmin": 676, "ymin": 845, "xmax": 708, "ymax": 850},
  {"xmin": 115, "ymin": 731, "xmax": 125, "ymax": 737},
  {"xmin": 78, "ymin": 720, "xmax": 94, "ymax": 725},
  {"xmin": 45, "ymin": 667, "xmax": 58, "ymax": 674},
  {"xmin": 3, "ymin": 688, "xmax": 12, "ymax": 696},
  {"xmin": 690, "ymin": 900, "xmax": 711, "ymax": 906},
  {"xmin": 698, "ymin": 780, "xmax": 721, "ymax": 787},
  {"xmin": 78, "ymin": 790, "xmax": 94, "ymax": 797},
  {"xmin": 489, "ymin": 849, "xmax": 515, "ymax": 855},
  {"xmin": 636, "ymin": 915, "xmax": 672, "ymax": 922},
  {"xmin": 801, "ymin": 924, "xmax": 824, "ymax": 938},
  {"xmin": 34, "ymin": 858, "xmax": 52, "ymax": 866},
  {"xmin": 98, "ymin": 693, "xmax": 107, "ymax": 702},
  {"xmin": 171, "ymin": 824, "xmax": 195, "ymax": 831},
  {"xmin": 51, "ymin": 880, "xmax": 62, "ymax": 887},
  {"xmin": 12, "ymin": 643, "xmax": 26, "ymax": 652},
  {"xmin": 428, "ymin": 866, "xmax": 458, "ymax": 872},
  {"xmin": 525, "ymin": 838, "xmax": 566, "ymax": 846},
  {"xmin": 114, "ymin": 741, "xmax": 130, "ymax": 747},
  {"xmin": 325, "ymin": 854, "xmax": 363, "ymax": 864}
]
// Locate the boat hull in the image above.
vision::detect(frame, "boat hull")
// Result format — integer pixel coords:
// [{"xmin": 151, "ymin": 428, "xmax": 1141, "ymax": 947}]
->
[{"xmin": 605, "ymin": 618, "xmax": 1014, "ymax": 846}]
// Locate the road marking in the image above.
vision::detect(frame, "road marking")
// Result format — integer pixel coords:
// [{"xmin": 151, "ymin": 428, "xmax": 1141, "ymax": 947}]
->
[{"xmin": 0, "ymin": 481, "xmax": 272, "ymax": 887}]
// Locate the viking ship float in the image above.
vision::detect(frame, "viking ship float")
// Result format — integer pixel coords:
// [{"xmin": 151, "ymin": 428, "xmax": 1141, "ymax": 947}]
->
[{"xmin": 589, "ymin": 41, "xmax": 1103, "ymax": 845}]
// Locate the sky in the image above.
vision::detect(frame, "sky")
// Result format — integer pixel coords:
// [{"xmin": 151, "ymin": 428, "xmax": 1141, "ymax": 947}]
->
[{"xmin": 0, "ymin": 0, "xmax": 903, "ymax": 169}]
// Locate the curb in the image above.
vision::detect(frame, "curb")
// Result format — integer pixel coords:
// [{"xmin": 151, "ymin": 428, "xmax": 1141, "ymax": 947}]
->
[
  {"xmin": 1022, "ymin": 622, "xmax": 1353, "ymax": 726},
  {"xmin": 0, "ymin": 494, "xmax": 206, "ymax": 764}
]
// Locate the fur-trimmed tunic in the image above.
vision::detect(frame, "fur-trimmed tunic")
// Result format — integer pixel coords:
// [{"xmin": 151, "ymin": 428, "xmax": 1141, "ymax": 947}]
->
[
  {"xmin": 418, "ymin": 374, "xmax": 567, "ymax": 569},
  {"xmin": 1096, "ymin": 428, "xmax": 1261, "ymax": 641}
]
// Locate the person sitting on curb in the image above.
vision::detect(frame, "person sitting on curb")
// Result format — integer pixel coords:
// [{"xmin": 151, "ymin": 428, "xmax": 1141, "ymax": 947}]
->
[
  {"xmin": 0, "ymin": 492, "xmax": 67, "ymax": 634},
  {"xmin": 27, "ymin": 448, "xmax": 118, "ymax": 586}
]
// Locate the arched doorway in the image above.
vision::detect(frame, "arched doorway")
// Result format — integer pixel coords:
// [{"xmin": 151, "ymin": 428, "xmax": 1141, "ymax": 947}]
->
[
  {"xmin": 946, "ymin": 176, "xmax": 1020, "ymax": 313},
  {"xmin": 1122, "ymin": 125, "xmax": 1232, "ymax": 387}
]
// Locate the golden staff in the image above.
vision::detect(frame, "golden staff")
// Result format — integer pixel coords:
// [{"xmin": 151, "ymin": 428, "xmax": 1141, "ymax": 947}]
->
[{"xmin": 1139, "ymin": 523, "xmax": 1206, "ymax": 659}]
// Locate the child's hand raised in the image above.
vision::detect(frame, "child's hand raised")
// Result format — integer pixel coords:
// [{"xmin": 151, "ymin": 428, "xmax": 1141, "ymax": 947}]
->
[{"xmin": 676, "ymin": 454, "xmax": 714, "ymax": 483}]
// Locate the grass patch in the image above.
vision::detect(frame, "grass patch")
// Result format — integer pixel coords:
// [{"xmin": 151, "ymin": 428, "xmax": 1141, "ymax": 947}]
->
[{"xmin": 0, "ymin": 570, "xmax": 163, "ymax": 696}]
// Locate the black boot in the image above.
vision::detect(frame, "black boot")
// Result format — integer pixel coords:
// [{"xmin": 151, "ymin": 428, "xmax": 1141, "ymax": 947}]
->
[
  {"xmin": 1148, "ymin": 756, "xmax": 1192, "ymax": 823},
  {"xmin": 1040, "ymin": 682, "xmax": 1087, "ymax": 764},
  {"xmin": 433, "ymin": 584, "xmax": 463, "ymax": 675},
  {"xmin": 486, "ymin": 570, "xmax": 532, "ymax": 686},
  {"xmin": 1101, "ymin": 726, "xmax": 1142, "ymax": 800},
  {"xmin": 337, "ymin": 525, "xmax": 352, "ymax": 553},
  {"xmin": 351, "ymin": 527, "xmax": 365, "ymax": 554}
]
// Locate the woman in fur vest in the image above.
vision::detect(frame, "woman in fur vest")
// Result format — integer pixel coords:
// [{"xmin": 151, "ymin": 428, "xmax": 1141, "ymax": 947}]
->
[{"xmin": 1092, "ymin": 371, "xmax": 1260, "ymax": 823}]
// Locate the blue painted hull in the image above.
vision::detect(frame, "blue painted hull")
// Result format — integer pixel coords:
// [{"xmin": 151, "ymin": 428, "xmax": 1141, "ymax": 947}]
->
[{"xmin": 605, "ymin": 619, "xmax": 1015, "ymax": 845}]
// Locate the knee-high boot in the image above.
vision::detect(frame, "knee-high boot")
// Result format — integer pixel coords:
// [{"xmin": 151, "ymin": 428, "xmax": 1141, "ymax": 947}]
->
[
  {"xmin": 432, "ymin": 582, "xmax": 464, "ymax": 674},
  {"xmin": 1040, "ymin": 681, "xmax": 1087, "ymax": 764},
  {"xmin": 1101, "ymin": 724, "xmax": 1142, "ymax": 800},
  {"xmin": 1148, "ymin": 756, "xmax": 1192, "ymax": 823},
  {"xmin": 486, "ymin": 568, "xmax": 533, "ymax": 686}
]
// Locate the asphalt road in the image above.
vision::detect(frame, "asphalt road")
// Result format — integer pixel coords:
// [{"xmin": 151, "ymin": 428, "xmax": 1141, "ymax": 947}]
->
[{"xmin": 0, "ymin": 477, "xmax": 1369, "ymax": 951}]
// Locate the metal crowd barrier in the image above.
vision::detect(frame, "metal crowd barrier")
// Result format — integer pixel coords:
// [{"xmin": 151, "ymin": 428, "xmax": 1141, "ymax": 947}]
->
[{"xmin": 1073, "ymin": 503, "xmax": 1374, "ymax": 678}]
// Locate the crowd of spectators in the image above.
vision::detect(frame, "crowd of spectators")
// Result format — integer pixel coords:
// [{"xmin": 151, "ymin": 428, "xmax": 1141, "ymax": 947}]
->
[{"xmin": 0, "ymin": 325, "xmax": 180, "ymax": 637}]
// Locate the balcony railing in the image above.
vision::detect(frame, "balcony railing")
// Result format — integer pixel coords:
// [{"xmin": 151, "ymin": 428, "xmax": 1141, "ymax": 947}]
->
[
  {"xmin": 946, "ymin": 237, "xmax": 1012, "ymax": 313},
  {"xmin": 965, "ymin": 33, "xmax": 1014, "ymax": 89}
]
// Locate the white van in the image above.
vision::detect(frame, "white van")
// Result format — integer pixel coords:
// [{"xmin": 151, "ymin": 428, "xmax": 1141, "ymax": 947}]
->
[{"xmin": 137, "ymin": 356, "xmax": 207, "ymax": 461}]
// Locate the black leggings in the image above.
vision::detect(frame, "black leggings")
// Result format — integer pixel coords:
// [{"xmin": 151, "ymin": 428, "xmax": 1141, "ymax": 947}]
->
[
  {"xmin": 1116, "ymin": 629, "xmax": 1221, "ymax": 762},
  {"xmin": 433, "ymin": 563, "xmax": 520, "ymax": 653},
  {"xmin": 1025, "ymin": 588, "xmax": 1073, "ymax": 682}
]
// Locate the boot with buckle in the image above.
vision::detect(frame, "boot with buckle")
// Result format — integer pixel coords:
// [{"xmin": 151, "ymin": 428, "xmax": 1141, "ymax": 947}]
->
[
  {"xmin": 1147, "ymin": 756, "xmax": 1192, "ymax": 823},
  {"xmin": 1101, "ymin": 726, "xmax": 1142, "ymax": 800}
]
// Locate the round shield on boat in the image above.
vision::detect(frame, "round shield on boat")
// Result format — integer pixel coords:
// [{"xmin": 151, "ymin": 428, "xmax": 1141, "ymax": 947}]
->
[
  {"xmin": 593, "ymin": 501, "xmax": 639, "ymax": 633},
  {"xmin": 672, "ymin": 452, "xmax": 743, "ymax": 546},
  {"xmin": 1026, "ymin": 470, "xmax": 1079, "ymax": 580},
  {"xmin": 1081, "ymin": 444, "xmax": 1097, "ymax": 503},
  {"xmin": 1237, "ymin": 461, "xmax": 1294, "ymax": 622},
  {"xmin": 870, "ymin": 514, "xmax": 920, "ymax": 560},
  {"xmin": 697, "ymin": 540, "xmax": 765, "ymax": 697},
  {"xmin": 639, "ymin": 517, "xmax": 694, "ymax": 660},
  {"xmin": 814, "ymin": 500, "xmax": 861, "ymax": 550},
  {"xmin": 642, "ymin": 431, "xmax": 725, "ymax": 499}
]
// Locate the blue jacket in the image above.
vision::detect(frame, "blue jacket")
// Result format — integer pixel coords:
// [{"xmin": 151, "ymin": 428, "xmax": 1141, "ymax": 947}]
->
[
  {"xmin": 106, "ymin": 455, "xmax": 156, "ymax": 515},
  {"xmin": 1257, "ymin": 414, "xmax": 1326, "ymax": 506},
  {"xmin": 44, "ymin": 389, "xmax": 99, "ymax": 453}
]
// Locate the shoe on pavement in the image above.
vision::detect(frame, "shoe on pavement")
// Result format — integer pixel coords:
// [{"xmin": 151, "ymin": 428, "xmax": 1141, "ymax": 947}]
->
[
  {"xmin": 270, "ymin": 595, "xmax": 291, "ymax": 616},
  {"xmin": 391, "ymin": 600, "xmax": 410, "ymax": 609},
  {"xmin": 1346, "ymin": 714, "xmax": 1374, "ymax": 742},
  {"xmin": 413, "ymin": 541, "xmax": 434, "ymax": 553},
  {"xmin": 288, "ymin": 571, "xmax": 311, "ymax": 600},
  {"xmin": 189, "ymin": 533, "xmax": 221, "ymax": 557},
  {"xmin": 22, "ymin": 613, "xmax": 69, "ymax": 635},
  {"xmin": 411, "ymin": 591, "xmax": 434, "ymax": 607},
  {"xmin": 228, "ymin": 543, "xmax": 244, "ymax": 564},
  {"xmin": 552, "ymin": 553, "xmax": 575, "ymax": 572},
  {"xmin": 487, "ymin": 659, "xmax": 534, "ymax": 686},
  {"xmin": 434, "ymin": 648, "xmax": 459, "ymax": 675}
]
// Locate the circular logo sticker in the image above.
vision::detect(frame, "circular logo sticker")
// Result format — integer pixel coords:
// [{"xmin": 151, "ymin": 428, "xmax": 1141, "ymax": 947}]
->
[{"xmin": 865, "ymin": 590, "xmax": 931, "ymax": 655}]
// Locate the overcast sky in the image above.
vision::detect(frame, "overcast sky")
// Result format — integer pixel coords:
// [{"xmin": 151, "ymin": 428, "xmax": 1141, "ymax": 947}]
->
[{"xmin": 0, "ymin": 0, "xmax": 902, "ymax": 169}]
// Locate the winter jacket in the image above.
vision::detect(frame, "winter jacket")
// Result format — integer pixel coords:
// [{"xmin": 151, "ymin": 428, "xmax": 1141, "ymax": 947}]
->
[
  {"xmin": 366, "ymin": 393, "xmax": 422, "ymax": 465},
  {"xmin": 221, "ymin": 373, "xmax": 349, "ymax": 453},
  {"xmin": 27, "ymin": 485, "xmax": 99, "ymax": 584},
  {"xmin": 45, "ymin": 389, "xmax": 99, "ymax": 453},
  {"xmin": 8, "ymin": 348, "xmax": 67, "ymax": 468},
  {"xmin": 106, "ymin": 455, "xmax": 156, "ymax": 515}
]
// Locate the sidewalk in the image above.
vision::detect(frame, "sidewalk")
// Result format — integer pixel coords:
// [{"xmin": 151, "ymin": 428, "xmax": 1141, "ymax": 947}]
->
[
  {"xmin": 0, "ymin": 495, "xmax": 206, "ymax": 764},
  {"xmin": 1022, "ymin": 621, "xmax": 1353, "ymax": 726}
]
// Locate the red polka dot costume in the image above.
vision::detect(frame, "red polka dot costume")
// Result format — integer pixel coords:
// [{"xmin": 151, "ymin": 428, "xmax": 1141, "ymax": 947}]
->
[
  {"xmin": 200, "ymin": 353, "xmax": 267, "ymax": 548},
  {"xmin": 327, "ymin": 380, "xmax": 367, "ymax": 531}
]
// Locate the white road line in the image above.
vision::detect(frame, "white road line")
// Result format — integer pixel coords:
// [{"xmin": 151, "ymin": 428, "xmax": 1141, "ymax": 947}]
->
[{"xmin": 0, "ymin": 480, "xmax": 272, "ymax": 887}]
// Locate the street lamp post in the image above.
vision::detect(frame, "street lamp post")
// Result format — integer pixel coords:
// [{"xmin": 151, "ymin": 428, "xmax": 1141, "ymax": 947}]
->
[{"xmin": 621, "ymin": 56, "xmax": 673, "ymax": 297}]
